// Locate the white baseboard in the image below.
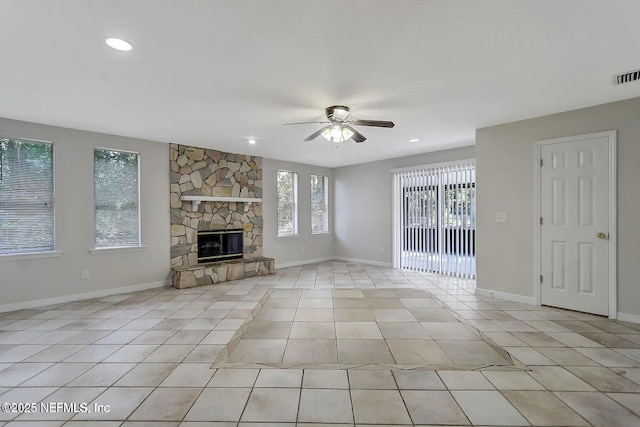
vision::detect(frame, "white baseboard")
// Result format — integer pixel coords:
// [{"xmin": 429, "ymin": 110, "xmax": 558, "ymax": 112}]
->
[
  {"xmin": 475, "ymin": 287, "xmax": 537, "ymax": 305},
  {"xmin": 0, "ymin": 280, "xmax": 171, "ymax": 313},
  {"xmin": 617, "ymin": 312, "xmax": 640, "ymax": 325},
  {"xmin": 333, "ymin": 257, "xmax": 392, "ymax": 268},
  {"xmin": 275, "ymin": 257, "xmax": 334, "ymax": 269}
]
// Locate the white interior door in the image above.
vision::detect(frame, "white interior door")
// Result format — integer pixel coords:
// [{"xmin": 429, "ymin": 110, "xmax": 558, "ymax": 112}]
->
[{"xmin": 540, "ymin": 134, "xmax": 614, "ymax": 316}]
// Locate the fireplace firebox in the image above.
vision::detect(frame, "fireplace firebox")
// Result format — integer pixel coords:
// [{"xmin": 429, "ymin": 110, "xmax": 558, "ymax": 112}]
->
[{"xmin": 197, "ymin": 229, "xmax": 243, "ymax": 263}]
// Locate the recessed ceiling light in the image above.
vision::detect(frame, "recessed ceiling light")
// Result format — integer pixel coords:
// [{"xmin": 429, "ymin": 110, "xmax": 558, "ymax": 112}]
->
[
  {"xmin": 248, "ymin": 139, "xmax": 256, "ymax": 145},
  {"xmin": 105, "ymin": 37, "xmax": 133, "ymax": 52},
  {"xmin": 409, "ymin": 138, "xmax": 420, "ymax": 142}
]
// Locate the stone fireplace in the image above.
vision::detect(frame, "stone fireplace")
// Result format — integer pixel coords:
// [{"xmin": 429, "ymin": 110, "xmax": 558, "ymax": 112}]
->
[{"xmin": 169, "ymin": 144, "xmax": 274, "ymax": 288}]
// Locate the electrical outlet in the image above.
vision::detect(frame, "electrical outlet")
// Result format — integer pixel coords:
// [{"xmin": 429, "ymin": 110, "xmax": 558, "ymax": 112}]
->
[
  {"xmin": 495, "ymin": 212, "xmax": 507, "ymax": 223},
  {"xmin": 81, "ymin": 270, "xmax": 90, "ymax": 280}
]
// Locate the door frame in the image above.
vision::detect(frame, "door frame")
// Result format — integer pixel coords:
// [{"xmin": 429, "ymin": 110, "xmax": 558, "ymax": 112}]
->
[{"xmin": 533, "ymin": 130, "xmax": 617, "ymax": 318}]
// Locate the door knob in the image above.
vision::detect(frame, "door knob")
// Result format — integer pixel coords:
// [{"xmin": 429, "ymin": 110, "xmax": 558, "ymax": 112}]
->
[{"xmin": 596, "ymin": 232, "xmax": 608, "ymax": 239}]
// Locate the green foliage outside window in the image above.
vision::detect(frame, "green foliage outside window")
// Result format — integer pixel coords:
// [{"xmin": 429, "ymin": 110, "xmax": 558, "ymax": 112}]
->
[
  {"xmin": 94, "ymin": 149, "xmax": 140, "ymax": 247},
  {"xmin": 311, "ymin": 174, "xmax": 328, "ymax": 233},
  {"xmin": 277, "ymin": 170, "xmax": 296, "ymax": 235}
]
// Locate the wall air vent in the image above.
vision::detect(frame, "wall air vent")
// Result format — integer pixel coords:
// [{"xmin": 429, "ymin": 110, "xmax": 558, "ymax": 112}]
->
[{"xmin": 613, "ymin": 68, "xmax": 640, "ymax": 85}]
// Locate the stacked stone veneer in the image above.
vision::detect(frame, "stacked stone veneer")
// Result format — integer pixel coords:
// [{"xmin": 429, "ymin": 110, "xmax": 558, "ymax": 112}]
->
[
  {"xmin": 169, "ymin": 143, "xmax": 274, "ymax": 288},
  {"xmin": 172, "ymin": 257, "xmax": 275, "ymax": 289}
]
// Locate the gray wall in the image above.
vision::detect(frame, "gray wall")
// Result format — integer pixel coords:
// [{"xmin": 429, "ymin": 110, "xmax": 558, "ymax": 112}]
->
[
  {"xmin": 262, "ymin": 158, "xmax": 334, "ymax": 267},
  {"xmin": 333, "ymin": 146, "xmax": 476, "ymax": 265},
  {"xmin": 0, "ymin": 117, "xmax": 170, "ymax": 308},
  {"xmin": 476, "ymin": 97, "xmax": 640, "ymax": 317}
]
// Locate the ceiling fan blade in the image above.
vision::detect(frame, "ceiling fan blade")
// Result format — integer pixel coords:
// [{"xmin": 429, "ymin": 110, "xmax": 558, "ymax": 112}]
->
[
  {"xmin": 282, "ymin": 121, "xmax": 330, "ymax": 126},
  {"xmin": 303, "ymin": 126, "xmax": 330, "ymax": 141},
  {"xmin": 352, "ymin": 119, "xmax": 395, "ymax": 128},
  {"xmin": 345, "ymin": 125, "xmax": 366, "ymax": 143}
]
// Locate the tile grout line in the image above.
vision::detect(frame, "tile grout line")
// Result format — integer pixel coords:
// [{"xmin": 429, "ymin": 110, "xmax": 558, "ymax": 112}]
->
[
  {"xmin": 346, "ymin": 364, "xmax": 357, "ymax": 425},
  {"xmin": 391, "ymin": 369, "xmax": 416, "ymax": 426},
  {"xmin": 235, "ymin": 366, "xmax": 261, "ymax": 424},
  {"xmin": 295, "ymin": 369, "xmax": 304, "ymax": 424}
]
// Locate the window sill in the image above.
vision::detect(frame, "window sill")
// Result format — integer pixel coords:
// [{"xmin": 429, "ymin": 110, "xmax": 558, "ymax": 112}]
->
[
  {"xmin": 89, "ymin": 246, "xmax": 147, "ymax": 255},
  {"xmin": 0, "ymin": 250, "xmax": 63, "ymax": 261},
  {"xmin": 276, "ymin": 234, "xmax": 300, "ymax": 239},
  {"xmin": 310, "ymin": 232, "xmax": 331, "ymax": 237}
]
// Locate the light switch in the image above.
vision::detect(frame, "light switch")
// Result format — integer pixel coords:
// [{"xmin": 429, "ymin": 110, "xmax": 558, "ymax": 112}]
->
[{"xmin": 495, "ymin": 212, "xmax": 507, "ymax": 223}]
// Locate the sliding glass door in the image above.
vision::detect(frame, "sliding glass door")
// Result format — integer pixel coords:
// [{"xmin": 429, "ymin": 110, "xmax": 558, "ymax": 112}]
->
[{"xmin": 393, "ymin": 162, "xmax": 476, "ymax": 278}]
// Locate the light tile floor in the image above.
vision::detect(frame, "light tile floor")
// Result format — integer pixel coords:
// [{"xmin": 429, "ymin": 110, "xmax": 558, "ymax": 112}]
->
[{"xmin": 0, "ymin": 261, "xmax": 639, "ymax": 426}]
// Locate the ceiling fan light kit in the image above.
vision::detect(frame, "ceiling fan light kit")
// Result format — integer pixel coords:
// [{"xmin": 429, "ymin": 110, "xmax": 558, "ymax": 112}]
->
[
  {"xmin": 321, "ymin": 124, "xmax": 354, "ymax": 143},
  {"xmin": 284, "ymin": 105, "xmax": 394, "ymax": 144}
]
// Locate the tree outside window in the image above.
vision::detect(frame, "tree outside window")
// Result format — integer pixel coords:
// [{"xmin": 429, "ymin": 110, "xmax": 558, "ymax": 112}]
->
[
  {"xmin": 94, "ymin": 149, "xmax": 140, "ymax": 247},
  {"xmin": 311, "ymin": 174, "xmax": 328, "ymax": 234},
  {"xmin": 277, "ymin": 170, "xmax": 297, "ymax": 236}
]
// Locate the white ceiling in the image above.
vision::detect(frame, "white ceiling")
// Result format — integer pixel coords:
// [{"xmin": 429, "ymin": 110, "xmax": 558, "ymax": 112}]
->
[{"xmin": 1, "ymin": 0, "xmax": 639, "ymax": 167}]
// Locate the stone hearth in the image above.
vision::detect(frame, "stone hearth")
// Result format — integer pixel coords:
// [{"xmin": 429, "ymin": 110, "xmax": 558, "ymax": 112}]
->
[{"xmin": 172, "ymin": 257, "xmax": 275, "ymax": 289}]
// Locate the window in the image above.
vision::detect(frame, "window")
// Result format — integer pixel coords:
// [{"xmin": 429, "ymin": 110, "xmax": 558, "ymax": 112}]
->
[
  {"xmin": 443, "ymin": 183, "xmax": 476, "ymax": 228},
  {"xmin": 94, "ymin": 148, "xmax": 140, "ymax": 248},
  {"xmin": 310, "ymin": 174, "xmax": 329, "ymax": 234},
  {"xmin": 276, "ymin": 169, "xmax": 297, "ymax": 236},
  {"xmin": 0, "ymin": 138, "xmax": 54, "ymax": 254}
]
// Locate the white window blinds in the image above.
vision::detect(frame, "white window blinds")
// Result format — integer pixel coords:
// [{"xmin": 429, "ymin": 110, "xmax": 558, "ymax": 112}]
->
[
  {"xmin": 0, "ymin": 138, "xmax": 54, "ymax": 254},
  {"xmin": 393, "ymin": 162, "xmax": 476, "ymax": 278}
]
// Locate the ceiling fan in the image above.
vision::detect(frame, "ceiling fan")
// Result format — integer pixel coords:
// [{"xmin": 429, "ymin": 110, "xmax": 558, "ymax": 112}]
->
[{"xmin": 283, "ymin": 105, "xmax": 394, "ymax": 143}]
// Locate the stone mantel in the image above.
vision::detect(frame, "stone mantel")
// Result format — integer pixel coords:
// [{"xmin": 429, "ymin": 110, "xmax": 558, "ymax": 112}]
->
[{"xmin": 180, "ymin": 195, "xmax": 263, "ymax": 212}]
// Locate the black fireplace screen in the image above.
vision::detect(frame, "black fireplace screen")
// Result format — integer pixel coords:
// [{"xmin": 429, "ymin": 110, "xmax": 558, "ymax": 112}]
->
[{"xmin": 197, "ymin": 229, "xmax": 243, "ymax": 263}]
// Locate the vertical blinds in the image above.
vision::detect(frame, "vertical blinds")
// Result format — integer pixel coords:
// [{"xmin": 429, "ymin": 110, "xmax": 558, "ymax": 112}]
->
[
  {"xmin": 0, "ymin": 138, "xmax": 54, "ymax": 254},
  {"xmin": 393, "ymin": 162, "xmax": 476, "ymax": 278}
]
